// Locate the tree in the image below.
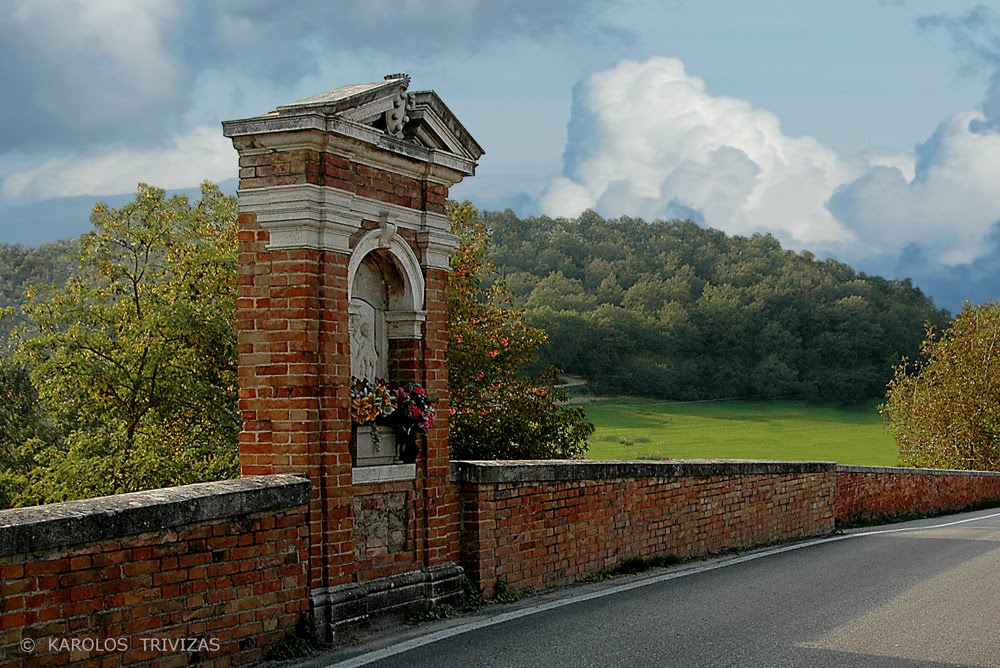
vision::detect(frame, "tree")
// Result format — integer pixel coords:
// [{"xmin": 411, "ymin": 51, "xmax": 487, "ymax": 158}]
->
[
  {"xmin": 881, "ymin": 302, "xmax": 1000, "ymax": 470},
  {"xmin": 7, "ymin": 182, "xmax": 239, "ymax": 505},
  {"xmin": 0, "ymin": 350, "xmax": 61, "ymax": 508},
  {"xmin": 447, "ymin": 201, "xmax": 593, "ymax": 459}
]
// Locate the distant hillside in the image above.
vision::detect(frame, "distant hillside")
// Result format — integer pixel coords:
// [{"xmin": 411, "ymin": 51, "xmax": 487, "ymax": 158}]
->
[
  {"xmin": 0, "ymin": 239, "xmax": 77, "ymax": 340},
  {"xmin": 0, "ymin": 180, "xmax": 239, "ymax": 340},
  {"xmin": 483, "ymin": 209, "xmax": 949, "ymax": 403},
  {"xmin": 1, "ymin": 198, "xmax": 948, "ymax": 404},
  {"xmin": 0, "ymin": 178, "xmax": 238, "ymax": 246}
]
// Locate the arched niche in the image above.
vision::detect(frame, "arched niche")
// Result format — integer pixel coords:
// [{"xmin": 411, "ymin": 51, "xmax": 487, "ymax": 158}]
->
[
  {"xmin": 348, "ymin": 226, "xmax": 427, "ymax": 468},
  {"xmin": 348, "ymin": 226, "xmax": 426, "ymax": 355}
]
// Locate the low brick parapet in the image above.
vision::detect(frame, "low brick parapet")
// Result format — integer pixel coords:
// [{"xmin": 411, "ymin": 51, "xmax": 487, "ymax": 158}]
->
[
  {"xmin": 0, "ymin": 474, "xmax": 309, "ymax": 557},
  {"xmin": 456, "ymin": 460, "xmax": 837, "ymax": 596},
  {"xmin": 835, "ymin": 465, "xmax": 1000, "ymax": 523},
  {"xmin": 0, "ymin": 475, "xmax": 310, "ymax": 666}
]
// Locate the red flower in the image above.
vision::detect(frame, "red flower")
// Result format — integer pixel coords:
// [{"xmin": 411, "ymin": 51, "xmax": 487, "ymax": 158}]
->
[{"xmin": 414, "ymin": 386, "xmax": 427, "ymax": 396}]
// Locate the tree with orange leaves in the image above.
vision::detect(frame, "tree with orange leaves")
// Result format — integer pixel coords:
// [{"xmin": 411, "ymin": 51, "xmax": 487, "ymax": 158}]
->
[
  {"xmin": 446, "ymin": 201, "xmax": 593, "ymax": 459},
  {"xmin": 881, "ymin": 301, "xmax": 1000, "ymax": 470}
]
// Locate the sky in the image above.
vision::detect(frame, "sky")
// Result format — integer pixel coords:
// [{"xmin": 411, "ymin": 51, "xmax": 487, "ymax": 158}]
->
[{"xmin": 1, "ymin": 0, "xmax": 999, "ymax": 312}]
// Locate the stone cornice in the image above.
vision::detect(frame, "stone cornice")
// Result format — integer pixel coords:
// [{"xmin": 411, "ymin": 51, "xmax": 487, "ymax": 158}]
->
[
  {"xmin": 223, "ymin": 114, "xmax": 477, "ymax": 185},
  {"xmin": 238, "ymin": 184, "xmax": 459, "ymax": 269}
]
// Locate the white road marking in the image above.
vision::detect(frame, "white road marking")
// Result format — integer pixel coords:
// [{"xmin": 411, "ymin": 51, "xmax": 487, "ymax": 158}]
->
[
  {"xmin": 322, "ymin": 510, "xmax": 1000, "ymax": 667},
  {"xmin": 852, "ymin": 509, "xmax": 1000, "ymax": 536}
]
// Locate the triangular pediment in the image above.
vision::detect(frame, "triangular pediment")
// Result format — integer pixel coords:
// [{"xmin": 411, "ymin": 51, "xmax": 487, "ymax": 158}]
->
[{"xmin": 275, "ymin": 75, "xmax": 484, "ymax": 162}]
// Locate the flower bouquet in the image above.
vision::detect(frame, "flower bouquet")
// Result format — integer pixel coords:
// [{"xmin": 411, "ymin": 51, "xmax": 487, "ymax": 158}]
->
[
  {"xmin": 388, "ymin": 382, "xmax": 436, "ymax": 462},
  {"xmin": 350, "ymin": 377, "xmax": 437, "ymax": 463},
  {"xmin": 350, "ymin": 377, "xmax": 396, "ymax": 451}
]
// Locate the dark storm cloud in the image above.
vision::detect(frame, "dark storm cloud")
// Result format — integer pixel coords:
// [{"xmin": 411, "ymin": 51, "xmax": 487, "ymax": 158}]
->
[
  {"xmin": 888, "ymin": 221, "xmax": 1000, "ymax": 313},
  {"xmin": 918, "ymin": 4, "xmax": 1000, "ymax": 133},
  {"xmin": 0, "ymin": 3, "xmax": 192, "ymax": 152},
  {"xmin": 206, "ymin": 0, "xmax": 609, "ymax": 60},
  {"xmin": 0, "ymin": 0, "xmax": 605, "ymax": 154}
]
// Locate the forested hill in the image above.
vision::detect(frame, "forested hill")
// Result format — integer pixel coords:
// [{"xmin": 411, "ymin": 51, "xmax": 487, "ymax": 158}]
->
[
  {"xmin": 1, "ymin": 212, "xmax": 947, "ymax": 404},
  {"xmin": 0, "ymin": 240, "xmax": 76, "ymax": 340},
  {"xmin": 483, "ymin": 209, "xmax": 949, "ymax": 403}
]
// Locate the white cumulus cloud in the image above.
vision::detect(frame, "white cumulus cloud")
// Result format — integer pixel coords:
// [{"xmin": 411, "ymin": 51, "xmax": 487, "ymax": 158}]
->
[
  {"xmin": 538, "ymin": 56, "xmax": 1000, "ymax": 271},
  {"xmin": 1, "ymin": 127, "xmax": 235, "ymax": 201},
  {"xmin": 538, "ymin": 57, "xmax": 859, "ymax": 245},
  {"xmin": 831, "ymin": 112, "xmax": 1000, "ymax": 266}
]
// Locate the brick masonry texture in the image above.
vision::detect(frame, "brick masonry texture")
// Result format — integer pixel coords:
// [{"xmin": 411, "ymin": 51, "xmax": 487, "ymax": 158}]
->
[
  {"xmin": 835, "ymin": 465, "xmax": 1000, "ymax": 522},
  {"xmin": 0, "ymin": 476, "xmax": 309, "ymax": 667},
  {"xmin": 237, "ymin": 149, "xmax": 448, "ymax": 214},
  {"xmin": 9, "ymin": 462, "xmax": 1000, "ymax": 662},
  {"xmin": 234, "ymin": 153, "xmax": 457, "ymax": 597},
  {"xmin": 455, "ymin": 461, "xmax": 837, "ymax": 596}
]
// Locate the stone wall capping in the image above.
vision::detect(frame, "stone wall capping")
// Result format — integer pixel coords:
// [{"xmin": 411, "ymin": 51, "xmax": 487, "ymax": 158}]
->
[
  {"xmin": 454, "ymin": 459, "xmax": 836, "ymax": 484},
  {"xmin": 836, "ymin": 464, "xmax": 1000, "ymax": 477},
  {"xmin": 0, "ymin": 474, "xmax": 309, "ymax": 557}
]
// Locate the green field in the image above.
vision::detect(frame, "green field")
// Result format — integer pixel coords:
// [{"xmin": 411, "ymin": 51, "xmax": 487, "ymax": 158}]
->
[{"xmin": 582, "ymin": 399, "xmax": 898, "ymax": 466}]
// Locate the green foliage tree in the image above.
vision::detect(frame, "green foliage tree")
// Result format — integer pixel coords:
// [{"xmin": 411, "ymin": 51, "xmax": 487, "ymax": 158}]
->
[
  {"xmin": 881, "ymin": 302, "xmax": 1000, "ymax": 470},
  {"xmin": 5, "ymin": 183, "xmax": 239, "ymax": 505},
  {"xmin": 446, "ymin": 201, "xmax": 594, "ymax": 459},
  {"xmin": 0, "ymin": 351, "xmax": 61, "ymax": 508}
]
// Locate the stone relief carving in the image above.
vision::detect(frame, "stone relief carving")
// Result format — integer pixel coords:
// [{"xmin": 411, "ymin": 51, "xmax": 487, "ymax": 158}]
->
[
  {"xmin": 350, "ymin": 303, "xmax": 379, "ymax": 381},
  {"xmin": 384, "ymin": 91, "xmax": 416, "ymax": 139},
  {"xmin": 377, "ymin": 211, "xmax": 398, "ymax": 248},
  {"xmin": 382, "ymin": 75, "xmax": 416, "ymax": 139}
]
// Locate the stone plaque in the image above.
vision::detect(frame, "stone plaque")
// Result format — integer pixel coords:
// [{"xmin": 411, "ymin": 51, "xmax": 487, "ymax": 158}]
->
[{"xmin": 354, "ymin": 491, "xmax": 409, "ymax": 559}]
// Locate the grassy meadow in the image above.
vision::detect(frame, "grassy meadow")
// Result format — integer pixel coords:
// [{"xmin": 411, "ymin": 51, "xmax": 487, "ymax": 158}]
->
[{"xmin": 582, "ymin": 399, "xmax": 898, "ymax": 467}]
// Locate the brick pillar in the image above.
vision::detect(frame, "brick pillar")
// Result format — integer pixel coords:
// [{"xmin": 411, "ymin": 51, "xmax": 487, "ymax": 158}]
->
[
  {"xmin": 421, "ymin": 267, "xmax": 460, "ymax": 564},
  {"xmin": 235, "ymin": 215, "xmax": 354, "ymax": 593},
  {"xmin": 224, "ymin": 74, "xmax": 482, "ymax": 636}
]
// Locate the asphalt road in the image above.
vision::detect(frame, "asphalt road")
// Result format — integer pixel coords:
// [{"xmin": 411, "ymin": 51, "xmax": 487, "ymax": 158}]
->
[{"xmin": 314, "ymin": 508, "xmax": 1000, "ymax": 668}]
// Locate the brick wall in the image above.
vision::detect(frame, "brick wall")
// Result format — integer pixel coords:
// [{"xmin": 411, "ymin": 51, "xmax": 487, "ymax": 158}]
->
[
  {"xmin": 456, "ymin": 461, "xmax": 836, "ymax": 596},
  {"xmin": 835, "ymin": 465, "xmax": 1000, "ymax": 523},
  {"xmin": 11, "ymin": 461, "xmax": 1000, "ymax": 664},
  {"xmin": 420, "ymin": 267, "xmax": 460, "ymax": 567},
  {"xmin": 236, "ymin": 147, "xmax": 447, "ymax": 214},
  {"xmin": 0, "ymin": 476, "xmax": 309, "ymax": 667}
]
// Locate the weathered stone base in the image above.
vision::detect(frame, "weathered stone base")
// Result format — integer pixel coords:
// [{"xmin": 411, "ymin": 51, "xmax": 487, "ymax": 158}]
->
[{"xmin": 312, "ymin": 562, "xmax": 465, "ymax": 642}]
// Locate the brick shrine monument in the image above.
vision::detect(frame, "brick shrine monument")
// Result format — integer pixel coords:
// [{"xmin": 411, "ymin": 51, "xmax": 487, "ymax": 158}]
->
[{"xmin": 222, "ymin": 74, "xmax": 484, "ymax": 638}]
